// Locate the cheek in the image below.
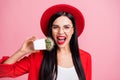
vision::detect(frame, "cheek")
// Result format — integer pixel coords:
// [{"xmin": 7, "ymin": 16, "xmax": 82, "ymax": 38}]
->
[
  {"xmin": 52, "ymin": 32, "xmax": 57, "ymax": 40},
  {"xmin": 69, "ymin": 29, "xmax": 74, "ymax": 35},
  {"xmin": 67, "ymin": 29, "xmax": 74, "ymax": 39}
]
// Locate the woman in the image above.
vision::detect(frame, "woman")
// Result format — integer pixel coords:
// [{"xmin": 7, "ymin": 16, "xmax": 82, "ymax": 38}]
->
[{"xmin": 0, "ymin": 4, "xmax": 91, "ymax": 80}]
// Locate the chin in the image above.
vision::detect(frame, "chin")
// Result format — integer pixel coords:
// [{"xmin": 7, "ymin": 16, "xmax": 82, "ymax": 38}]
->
[{"xmin": 57, "ymin": 43, "xmax": 69, "ymax": 49}]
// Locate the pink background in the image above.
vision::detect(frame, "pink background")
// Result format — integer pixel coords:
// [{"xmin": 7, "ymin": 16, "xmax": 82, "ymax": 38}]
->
[{"xmin": 0, "ymin": 0, "xmax": 120, "ymax": 80}]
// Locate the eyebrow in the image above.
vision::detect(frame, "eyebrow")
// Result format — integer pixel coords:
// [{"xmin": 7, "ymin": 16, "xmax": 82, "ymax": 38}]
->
[
  {"xmin": 52, "ymin": 24, "xmax": 58, "ymax": 26},
  {"xmin": 52, "ymin": 24, "xmax": 71, "ymax": 26}
]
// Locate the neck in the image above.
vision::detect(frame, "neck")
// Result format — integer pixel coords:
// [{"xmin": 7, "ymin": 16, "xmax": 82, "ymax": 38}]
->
[{"xmin": 57, "ymin": 46, "xmax": 71, "ymax": 55}]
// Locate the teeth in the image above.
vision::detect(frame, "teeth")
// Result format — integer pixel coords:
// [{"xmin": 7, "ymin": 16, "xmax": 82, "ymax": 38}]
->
[
  {"xmin": 58, "ymin": 38, "xmax": 65, "ymax": 40},
  {"xmin": 57, "ymin": 36, "xmax": 66, "ymax": 40}
]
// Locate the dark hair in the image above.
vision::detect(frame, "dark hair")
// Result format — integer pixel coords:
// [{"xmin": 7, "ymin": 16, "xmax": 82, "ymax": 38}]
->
[{"xmin": 39, "ymin": 12, "xmax": 86, "ymax": 80}]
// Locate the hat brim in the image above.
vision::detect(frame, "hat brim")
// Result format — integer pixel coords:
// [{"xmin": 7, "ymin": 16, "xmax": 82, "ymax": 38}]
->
[{"xmin": 40, "ymin": 4, "xmax": 85, "ymax": 37}]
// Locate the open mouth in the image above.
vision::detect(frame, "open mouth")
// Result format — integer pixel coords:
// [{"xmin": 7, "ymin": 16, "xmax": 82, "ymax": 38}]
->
[{"xmin": 57, "ymin": 36, "xmax": 66, "ymax": 44}]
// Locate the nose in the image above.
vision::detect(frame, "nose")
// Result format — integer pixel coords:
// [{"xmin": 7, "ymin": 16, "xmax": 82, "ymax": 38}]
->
[{"xmin": 58, "ymin": 28, "xmax": 64, "ymax": 34}]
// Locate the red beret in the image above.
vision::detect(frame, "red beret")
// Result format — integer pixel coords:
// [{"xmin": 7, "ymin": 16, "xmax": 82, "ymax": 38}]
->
[{"xmin": 40, "ymin": 4, "xmax": 85, "ymax": 37}]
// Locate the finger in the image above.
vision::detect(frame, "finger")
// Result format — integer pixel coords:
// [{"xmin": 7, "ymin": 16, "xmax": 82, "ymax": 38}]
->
[
  {"xmin": 31, "ymin": 50, "xmax": 40, "ymax": 53},
  {"xmin": 29, "ymin": 36, "xmax": 36, "ymax": 40},
  {"xmin": 27, "ymin": 36, "xmax": 38, "ymax": 42}
]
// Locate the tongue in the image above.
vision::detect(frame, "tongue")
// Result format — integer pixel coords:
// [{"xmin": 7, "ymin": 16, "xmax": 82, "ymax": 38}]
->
[{"xmin": 58, "ymin": 39, "xmax": 65, "ymax": 44}]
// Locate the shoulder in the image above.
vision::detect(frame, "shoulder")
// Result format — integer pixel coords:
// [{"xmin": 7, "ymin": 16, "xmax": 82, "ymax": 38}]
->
[
  {"xmin": 27, "ymin": 50, "xmax": 44, "ymax": 62},
  {"xmin": 79, "ymin": 49, "xmax": 91, "ymax": 63},
  {"xmin": 26, "ymin": 51, "xmax": 44, "ymax": 68},
  {"xmin": 79, "ymin": 49, "xmax": 91, "ymax": 59}
]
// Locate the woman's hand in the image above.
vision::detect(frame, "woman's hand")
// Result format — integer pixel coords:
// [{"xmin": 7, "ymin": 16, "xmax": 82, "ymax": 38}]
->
[{"xmin": 19, "ymin": 36, "xmax": 38, "ymax": 55}]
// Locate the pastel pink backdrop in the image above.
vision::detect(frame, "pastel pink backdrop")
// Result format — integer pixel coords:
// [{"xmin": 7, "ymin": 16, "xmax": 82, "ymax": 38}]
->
[{"xmin": 0, "ymin": 0, "xmax": 120, "ymax": 80}]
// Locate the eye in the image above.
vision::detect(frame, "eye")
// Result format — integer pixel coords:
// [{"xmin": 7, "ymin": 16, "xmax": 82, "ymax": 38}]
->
[
  {"xmin": 64, "ymin": 25, "xmax": 70, "ymax": 29},
  {"xmin": 52, "ymin": 25, "xmax": 59, "ymax": 29}
]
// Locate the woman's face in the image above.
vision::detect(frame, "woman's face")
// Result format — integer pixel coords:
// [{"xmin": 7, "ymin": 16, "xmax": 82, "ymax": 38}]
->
[{"xmin": 52, "ymin": 16, "xmax": 74, "ymax": 48}]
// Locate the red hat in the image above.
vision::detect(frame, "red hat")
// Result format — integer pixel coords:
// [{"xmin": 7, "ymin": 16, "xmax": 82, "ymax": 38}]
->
[{"xmin": 40, "ymin": 4, "xmax": 85, "ymax": 37}]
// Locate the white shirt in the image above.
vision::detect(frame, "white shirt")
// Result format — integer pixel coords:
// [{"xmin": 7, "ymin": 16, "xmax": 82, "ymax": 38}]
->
[{"xmin": 57, "ymin": 65, "xmax": 79, "ymax": 80}]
